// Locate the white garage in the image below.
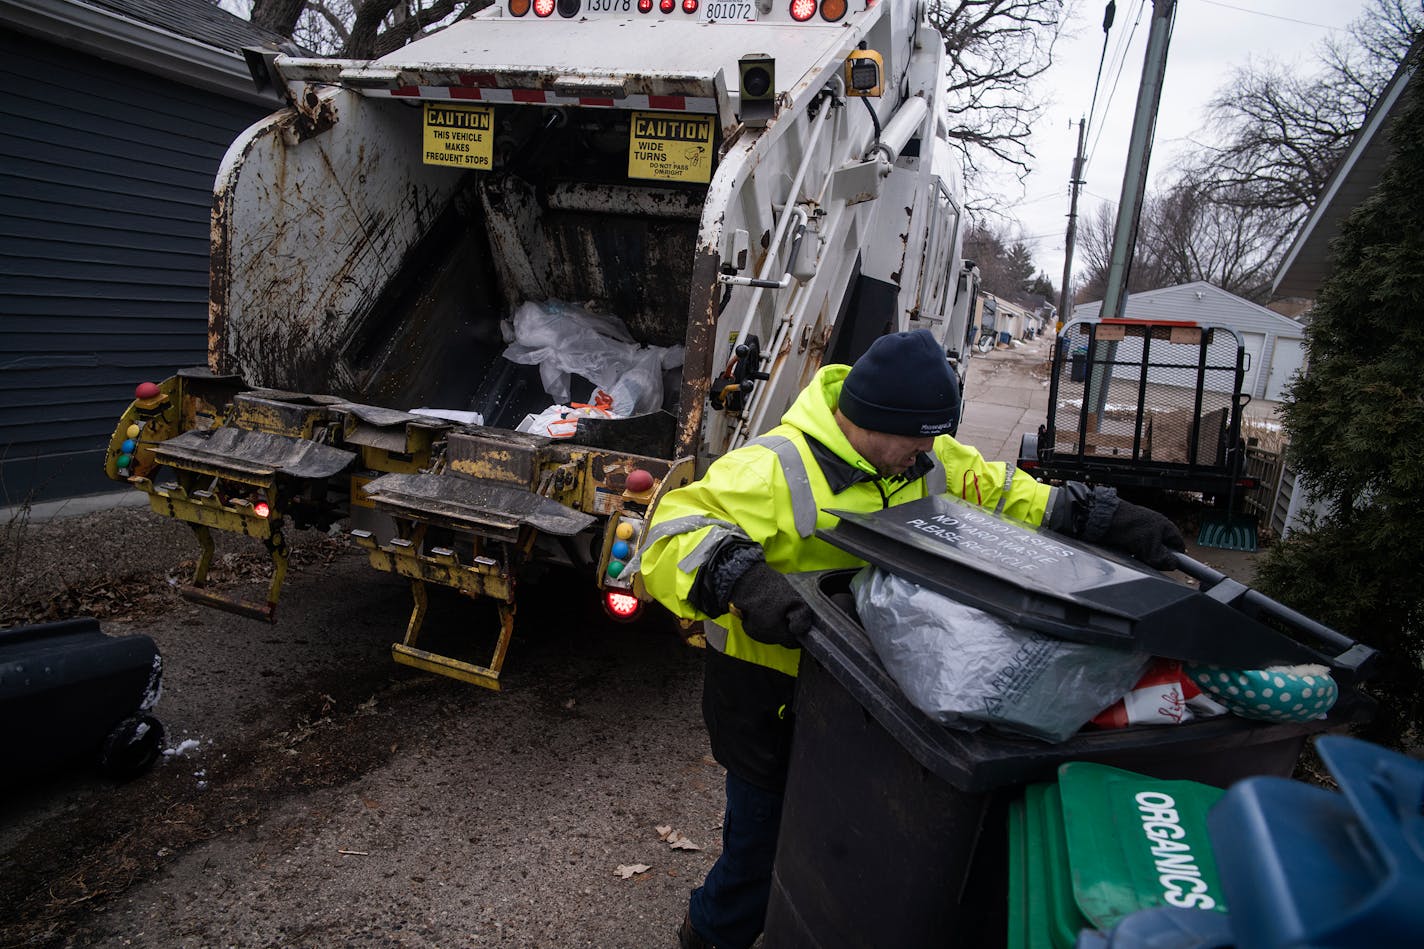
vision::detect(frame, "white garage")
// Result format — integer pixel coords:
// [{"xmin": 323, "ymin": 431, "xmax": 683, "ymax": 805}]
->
[{"xmin": 1071, "ymin": 282, "xmax": 1308, "ymax": 404}]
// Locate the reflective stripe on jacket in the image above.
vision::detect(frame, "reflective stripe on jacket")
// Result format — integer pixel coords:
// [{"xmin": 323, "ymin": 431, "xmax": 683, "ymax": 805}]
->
[{"xmin": 637, "ymin": 364, "xmax": 1053, "ymax": 678}]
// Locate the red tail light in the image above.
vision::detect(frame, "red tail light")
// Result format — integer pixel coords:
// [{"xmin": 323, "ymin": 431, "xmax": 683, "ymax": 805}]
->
[
  {"xmin": 604, "ymin": 591, "xmax": 642, "ymax": 621},
  {"xmin": 253, "ymin": 502, "xmax": 271, "ymax": 518},
  {"xmin": 789, "ymin": 0, "xmax": 816, "ymax": 20},
  {"xmin": 659, "ymin": 0, "xmax": 675, "ymax": 11},
  {"xmin": 682, "ymin": 0, "xmax": 698, "ymax": 10},
  {"xmin": 638, "ymin": 0, "xmax": 652, "ymax": 9},
  {"xmin": 534, "ymin": 0, "xmax": 555, "ymax": 16}
]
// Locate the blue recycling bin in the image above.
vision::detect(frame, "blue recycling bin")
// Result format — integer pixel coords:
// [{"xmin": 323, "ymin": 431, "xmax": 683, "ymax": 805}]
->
[{"xmin": 1206, "ymin": 736, "xmax": 1424, "ymax": 948}]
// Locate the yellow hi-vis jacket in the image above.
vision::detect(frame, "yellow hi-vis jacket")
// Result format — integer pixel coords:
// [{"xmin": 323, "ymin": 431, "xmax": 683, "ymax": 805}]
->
[{"xmin": 637, "ymin": 364, "xmax": 1054, "ymax": 678}]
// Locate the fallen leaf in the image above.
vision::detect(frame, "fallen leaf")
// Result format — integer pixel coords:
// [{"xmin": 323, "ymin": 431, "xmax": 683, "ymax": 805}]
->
[
  {"xmin": 615, "ymin": 864, "xmax": 651, "ymax": 879},
  {"xmin": 655, "ymin": 826, "xmax": 703, "ymax": 851},
  {"xmin": 667, "ymin": 833, "xmax": 702, "ymax": 852}
]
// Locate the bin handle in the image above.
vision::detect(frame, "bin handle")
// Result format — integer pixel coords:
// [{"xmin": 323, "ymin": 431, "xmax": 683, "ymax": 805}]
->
[{"xmin": 1170, "ymin": 552, "xmax": 1379, "ymax": 677}]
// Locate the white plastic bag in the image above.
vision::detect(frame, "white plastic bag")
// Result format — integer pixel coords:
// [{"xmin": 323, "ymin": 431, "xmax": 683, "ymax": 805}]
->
[
  {"xmin": 851, "ymin": 567, "xmax": 1149, "ymax": 743},
  {"xmin": 500, "ymin": 300, "xmax": 678, "ymax": 414},
  {"xmin": 607, "ymin": 347, "xmax": 665, "ymax": 417}
]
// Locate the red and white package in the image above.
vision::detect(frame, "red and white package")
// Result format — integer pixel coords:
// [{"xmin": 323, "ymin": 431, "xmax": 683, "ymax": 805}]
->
[{"xmin": 1091, "ymin": 659, "xmax": 1225, "ymax": 729}]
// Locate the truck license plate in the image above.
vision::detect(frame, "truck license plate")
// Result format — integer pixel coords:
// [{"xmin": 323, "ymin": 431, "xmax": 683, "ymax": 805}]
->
[{"xmin": 703, "ymin": 1, "xmax": 756, "ymax": 21}]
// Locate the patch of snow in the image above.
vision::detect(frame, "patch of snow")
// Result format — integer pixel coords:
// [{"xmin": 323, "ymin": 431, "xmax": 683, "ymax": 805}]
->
[
  {"xmin": 139, "ymin": 653, "xmax": 163, "ymax": 711},
  {"xmin": 164, "ymin": 738, "xmax": 202, "ymax": 757}
]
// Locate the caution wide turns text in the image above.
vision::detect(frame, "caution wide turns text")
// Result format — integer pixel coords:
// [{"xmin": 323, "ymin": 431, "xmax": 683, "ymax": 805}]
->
[{"xmin": 627, "ymin": 111, "xmax": 713, "ymax": 184}]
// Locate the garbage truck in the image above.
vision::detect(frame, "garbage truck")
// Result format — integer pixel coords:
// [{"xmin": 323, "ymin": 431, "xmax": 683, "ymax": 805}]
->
[{"xmin": 102, "ymin": 0, "xmax": 983, "ymax": 687}]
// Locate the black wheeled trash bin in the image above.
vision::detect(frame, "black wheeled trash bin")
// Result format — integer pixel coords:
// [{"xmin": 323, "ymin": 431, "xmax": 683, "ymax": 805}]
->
[
  {"xmin": 1, "ymin": 617, "xmax": 165, "ymax": 783},
  {"xmin": 762, "ymin": 495, "xmax": 1374, "ymax": 949}
]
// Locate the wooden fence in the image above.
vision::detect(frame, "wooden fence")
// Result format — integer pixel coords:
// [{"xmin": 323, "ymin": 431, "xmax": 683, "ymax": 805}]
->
[{"xmin": 1244, "ymin": 443, "xmax": 1285, "ymax": 529}]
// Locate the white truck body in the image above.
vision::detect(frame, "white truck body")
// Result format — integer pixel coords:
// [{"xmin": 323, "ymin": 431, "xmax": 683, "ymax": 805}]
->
[{"xmin": 109, "ymin": 0, "xmax": 982, "ymax": 684}]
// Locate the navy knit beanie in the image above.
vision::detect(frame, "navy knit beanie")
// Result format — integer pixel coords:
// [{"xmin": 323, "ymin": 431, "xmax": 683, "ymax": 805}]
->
[{"xmin": 838, "ymin": 329, "xmax": 960, "ymax": 436}]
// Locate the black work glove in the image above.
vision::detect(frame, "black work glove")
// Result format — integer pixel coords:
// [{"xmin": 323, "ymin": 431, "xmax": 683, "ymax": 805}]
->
[
  {"xmin": 1103, "ymin": 498, "xmax": 1186, "ymax": 571},
  {"xmin": 728, "ymin": 561, "xmax": 813, "ymax": 648}
]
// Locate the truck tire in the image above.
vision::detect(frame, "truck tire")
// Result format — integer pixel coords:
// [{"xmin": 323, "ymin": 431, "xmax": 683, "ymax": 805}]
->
[{"xmin": 99, "ymin": 714, "xmax": 165, "ymax": 782}]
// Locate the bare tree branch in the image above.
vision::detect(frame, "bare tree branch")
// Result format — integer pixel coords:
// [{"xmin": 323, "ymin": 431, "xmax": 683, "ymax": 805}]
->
[
  {"xmin": 1195, "ymin": 0, "xmax": 1421, "ymax": 239},
  {"xmin": 929, "ymin": 0, "xmax": 1068, "ymax": 182}
]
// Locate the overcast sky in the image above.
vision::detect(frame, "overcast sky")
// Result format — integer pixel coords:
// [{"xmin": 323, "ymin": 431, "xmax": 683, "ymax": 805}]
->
[{"xmin": 999, "ymin": 0, "xmax": 1371, "ymax": 293}]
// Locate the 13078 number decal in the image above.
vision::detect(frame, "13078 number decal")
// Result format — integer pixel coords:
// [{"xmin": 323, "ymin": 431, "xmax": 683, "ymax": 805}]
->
[
  {"xmin": 588, "ymin": 0, "xmax": 631, "ymax": 10},
  {"xmin": 704, "ymin": 1, "xmax": 756, "ymax": 20}
]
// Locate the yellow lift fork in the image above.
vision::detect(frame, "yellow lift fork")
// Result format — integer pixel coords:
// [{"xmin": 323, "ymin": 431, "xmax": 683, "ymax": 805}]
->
[{"xmin": 351, "ymin": 520, "xmax": 539, "ymax": 690}]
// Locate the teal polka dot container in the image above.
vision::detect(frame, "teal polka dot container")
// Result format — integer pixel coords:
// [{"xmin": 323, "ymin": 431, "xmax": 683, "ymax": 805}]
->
[{"xmin": 1186, "ymin": 663, "xmax": 1338, "ymax": 723}]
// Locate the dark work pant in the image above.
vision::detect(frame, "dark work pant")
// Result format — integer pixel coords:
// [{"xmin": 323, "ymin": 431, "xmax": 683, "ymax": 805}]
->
[{"xmin": 687, "ymin": 772, "xmax": 785, "ymax": 949}]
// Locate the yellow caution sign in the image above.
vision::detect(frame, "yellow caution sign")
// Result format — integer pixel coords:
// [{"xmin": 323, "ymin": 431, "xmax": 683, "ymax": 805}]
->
[
  {"xmin": 628, "ymin": 112, "xmax": 714, "ymax": 184},
  {"xmin": 422, "ymin": 103, "xmax": 494, "ymax": 169}
]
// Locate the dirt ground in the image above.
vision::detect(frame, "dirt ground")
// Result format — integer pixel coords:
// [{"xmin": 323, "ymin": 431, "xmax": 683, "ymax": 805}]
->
[{"xmin": 1, "ymin": 508, "xmax": 722, "ymax": 949}]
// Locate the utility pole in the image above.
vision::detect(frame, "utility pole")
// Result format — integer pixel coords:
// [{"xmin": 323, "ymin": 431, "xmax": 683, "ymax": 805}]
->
[
  {"xmin": 1099, "ymin": 0, "xmax": 1176, "ymax": 322},
  {"xmin": 1057, "ymin": 116, "xmax": 1087, "ymax": 332}
]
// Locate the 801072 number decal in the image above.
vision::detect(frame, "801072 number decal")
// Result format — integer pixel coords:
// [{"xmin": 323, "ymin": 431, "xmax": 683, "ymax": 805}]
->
[{"xmin": 704, "ymin": 1, "xmax": 756, "ymax": 20}]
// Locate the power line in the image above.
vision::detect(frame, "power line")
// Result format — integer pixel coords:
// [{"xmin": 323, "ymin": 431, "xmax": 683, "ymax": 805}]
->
[
  {"xmin": 1194, "ymin": 0, "xmax": 1342, "ymax": 31},
  {"xmin": 1093, "ymin": 0, "xmax": 1139, "ymax": 132},
  {"xmin": 1082, "ymin": 1, "xmax": 1117, "ymax": 148},
  {"xmin": 1086, "ymin": 0, "xmax": 1148, "ymax": 172},
  {"xmin": 1006, "ymin": 190, "xmax": 1071, "ymax": 208}
]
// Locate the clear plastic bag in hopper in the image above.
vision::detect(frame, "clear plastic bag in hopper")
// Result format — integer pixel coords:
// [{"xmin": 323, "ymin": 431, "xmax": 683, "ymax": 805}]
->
[
  {"xmin": 851, "ymin": 567, "xmax": 1149, "ymax": 742},
  {"xmin": 500, "ymin": 300, "xmax": 681, "ymax": 415}
]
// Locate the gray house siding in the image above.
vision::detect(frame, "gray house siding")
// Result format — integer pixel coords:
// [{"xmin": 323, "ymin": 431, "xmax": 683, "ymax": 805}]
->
[
  {"xmin": 0, "ymin": 29, "xmax": 269, "ymax": 504},
  {"xmin": 1071, "ymin": 282, "xmax": 1307, "ymax": 401}
]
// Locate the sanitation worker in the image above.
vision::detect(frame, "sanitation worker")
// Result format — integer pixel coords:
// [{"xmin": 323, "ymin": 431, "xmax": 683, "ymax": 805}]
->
[{"xmin": 636, "ymin": 329, "xmax": 1185, "ymax": 949}]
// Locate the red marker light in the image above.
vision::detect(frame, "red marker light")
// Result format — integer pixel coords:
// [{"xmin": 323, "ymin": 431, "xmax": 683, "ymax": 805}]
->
[
  {"xmin": 789, "ymin": 0, "xmax": 816, "ymax": 20},
  {"xmin": 534, "ymin": 0, "xmax": 555, "ymax": 15},
  {"xmin": 638, "ymin": 0, "xmax": 652, "ymax": 9},
  {"xmin": 659, "ymin": 0, "xmax": 674, "ymax": 11},
  {"xmin": 604, "ymin": 591, "xmax": 642, "ymax": 621},
  {"xmin": 253, "ymin": 502, "xmax": 271, "ymax": 518},
  {"xmin": 682, "ymin": 0, "xmax": 698, "ymax": 11},
  {"xmin": 135, "ymin": 381, "xmax": 161, "ymax": 400}
]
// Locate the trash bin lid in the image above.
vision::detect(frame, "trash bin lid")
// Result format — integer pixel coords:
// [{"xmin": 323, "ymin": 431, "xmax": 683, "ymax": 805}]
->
[
  {"xmin": 821, "ymin": 494, "xmax": 1333, "ymax": 670},
  {"xmin": 1207, "ymin": 736, "xmax": 1424, "ymax": 948},
  {"xmin": 1038, "ymin": 782, "xmax": 1095, "ymax": 948},
  {"xmin": 1057, "ymin": 762, "xmax": 1229, "ymax": 931},
  {"xmin": 1015, "ymin": 784, "xmax": 1086, "ymax": 949}
]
